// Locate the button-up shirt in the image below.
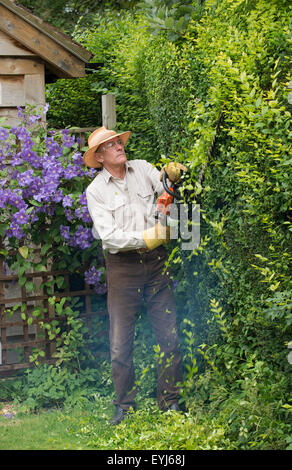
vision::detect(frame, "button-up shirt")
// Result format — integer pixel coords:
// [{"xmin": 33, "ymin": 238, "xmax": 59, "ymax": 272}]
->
[{"xmin": 86, "ymin": 159, "xmax": 164, "ymax": 253}]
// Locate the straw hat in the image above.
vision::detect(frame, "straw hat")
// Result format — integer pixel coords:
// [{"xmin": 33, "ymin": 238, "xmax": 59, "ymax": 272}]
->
[{"xmin": 83, "ymin": 126, "xmax": 131, "ymax": 168}]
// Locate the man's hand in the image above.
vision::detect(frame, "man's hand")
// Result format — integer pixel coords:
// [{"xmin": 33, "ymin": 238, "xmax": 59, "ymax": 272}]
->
[
  {"xmin": 143, "ymin": 222, "xmax": 170, "ymax": 251},
  {"xmin": 160, "ymin": 162, "xmax": 188, "ymax": 183}
]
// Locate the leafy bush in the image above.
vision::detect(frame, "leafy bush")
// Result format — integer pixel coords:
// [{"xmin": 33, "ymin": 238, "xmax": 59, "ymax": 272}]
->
[
  {"xmin": 18, "ymin": 364, "xmax": 99, "ymax": 411},
  {"xmin": 69, "ymin": 0, "xmax": 292, "ymax": 448},
  {"xmin": 0, "ymin": 106, "xmax": 106, "ymax": 367},
  {"xmin": 46, "ymin": 76, "xmax": 102, "ymax": 129}
]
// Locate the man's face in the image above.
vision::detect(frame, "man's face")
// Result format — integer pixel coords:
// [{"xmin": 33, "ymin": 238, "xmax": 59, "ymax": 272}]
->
[{"xmin": 95, "ymin": 137, "xmax": 127, "ymax": 170}]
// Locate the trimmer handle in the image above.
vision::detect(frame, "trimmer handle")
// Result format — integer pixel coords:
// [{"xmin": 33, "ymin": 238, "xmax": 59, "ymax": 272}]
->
[{"xmin": 162, "ymin": 171, "xmax": 183, "ymax": 201}]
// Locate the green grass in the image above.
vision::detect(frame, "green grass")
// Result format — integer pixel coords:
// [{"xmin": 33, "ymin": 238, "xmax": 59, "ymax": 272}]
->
[
  {"xmin": 1, "ymin": 394, "xmax": 286, "ymax": 450},
  {"xmin": 0, "ymin": 396, "xmax": 234, "ymax": 451},
  {"xmin": 0, "ymin": 407, "xmax": 96, "ymax": 450}
]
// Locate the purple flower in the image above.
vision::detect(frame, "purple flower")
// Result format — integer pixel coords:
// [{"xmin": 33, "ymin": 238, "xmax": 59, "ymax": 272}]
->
[
  {"xmin": 5, "ymin": 189, "xmax": 27, "ymax": 210},
  {"xmin": 84, "ymin": 266, "xmax": 102, "ymax": 285},
  {"xmin": 84, "ymin": 267, "xmax": 107, "ymax": 295},
  {"xmin": 42, "ymin": 160, "xmax": 63, "ymax": 179},
  {"xmin": 74, "ymin": 207, "xmax": 92, "ymax": 223},
  {"xmin": 29, "ymin": 114, "xmax": 41, "ymax": 123},
  {"xmin": 62, "ymin": 195, "xmax": 73, "ymax": 208},
  {"xmin": 21, "ymin": 148, "xmax": 41, "ymax": 168},
  {"xmin": 60, "ymin": 225, "xmax": 70, "ymax": 241},
  {"xmin": 61, "ymin": 129, "xmax": 75, "ymax": 148},
  {"xmin": 10, "ymin": 153, "xmax": 23, "ymax": 167},
  {"xmin": 63, "ymin": 164, "xmax": 79, "ymax": 180},
  {"xmin": 13, "ymin": 126, "xmax": 30, "ymax": 141},
  {"xmin": 33, "ymin": 184, "xmax": 56, "ymax": 202},
  {"xmin": 64, "ymin": 208, "xmax": 74, "ymax": 222},
  {"xmin": 17, "ymin": 106, "xmax": 24, "ymax": 118},
  {"xmin": 0, "ymin": 127, "xmax": 9, "ymax": 140},
  {"xmin": 94, "ymin": 283, "xmax": 107, "ymax": 295},
  {"xmin": 72, "ymin": 152, "xmax": 83, "ymax": 166},
  {"xmin": 0, "ymin": 189, "xmax": 8, "ymax": 208},
  {"xmin": 12, "ymin": 208, "xmax": 29, "ymax": 225},
  {"xmin": 43, "ymin": 103, "xmax": 49, "ymax": 114},
  {"xmin": 22, "ymin": 176, "xmax": 42, "ymax": 198},
  {"xmin": 51, "ymin": 189, "xmax": 63, "ymax": 203},
  {"xmin": 18, "ymin": 170, "xmax": 34, "ymax": 187},
  {"xmin": 72, "ymin": 225, "xmax": 94, "ymax": 249},
  {"xmin": 45, "ymin": 138, "xmax": 62, "ymax": 157},
  {"xmin": 6, "ymin": 222, "xmax": 24, "ymax": 239},
  {"xmin": 85, "ymin": 168, "xmax": 97, "ymax": 178},
  {"xmin": 79, "ymin": 191, "xmax": 87, "ymax": 206}
]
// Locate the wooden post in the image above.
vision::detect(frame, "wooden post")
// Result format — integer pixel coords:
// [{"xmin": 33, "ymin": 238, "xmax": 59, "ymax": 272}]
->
[{"xmin": 102, "ymin": 94, "xmax": 116, "ymax": 129}]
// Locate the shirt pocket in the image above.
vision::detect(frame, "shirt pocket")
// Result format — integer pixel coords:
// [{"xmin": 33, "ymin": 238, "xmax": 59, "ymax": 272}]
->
[
  {"xmin": 136, "ymin": 189, "xmax": 156, "ymax": 219},
  {"xmin": 108, "ymin": 197, "xmax": 128, "ymax": 228},
  {"xmin": 137, "ymin": 189, "xmax": 154, "ymax": 204}
]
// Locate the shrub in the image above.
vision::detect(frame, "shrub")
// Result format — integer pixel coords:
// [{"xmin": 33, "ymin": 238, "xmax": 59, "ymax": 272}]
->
[{"xmin": 0, "ymin": 106, "xmax": 106, "ymax": 367}]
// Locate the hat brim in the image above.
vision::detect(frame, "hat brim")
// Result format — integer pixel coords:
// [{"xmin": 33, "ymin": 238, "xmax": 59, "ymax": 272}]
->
[{"xmin": 83, "ymin": 131, "xmax": 131, "ymax": 168}]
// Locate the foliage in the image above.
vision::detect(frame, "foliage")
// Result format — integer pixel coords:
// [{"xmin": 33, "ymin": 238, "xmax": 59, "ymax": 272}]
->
[
  {"xmin": 45, "ymin": 76, "xmax": 102, "ymax": 129},
  {"xmin": 69, "ymin": 396, "xmax": 237, "ymax": 449},
  {"xmin": 17, "ymin": 0, "xmax": 139, "ymax": 34},
  {"xmin": 137, "ymin": 0, "xmax": 205, "ymax": 42},
  {"xmin": 1, "ymin": 0, "xmax": 291, "ymax": 451},
  {"xmin": 0, "ymin": 106, "xmax": 106, "ymax": 367},
  {"xmin": 68, "ymin": 0, "xmax": 292, "ymax": 448},
  {"xmin": 16, "ymin": 364, "xmax": 98, "ymax": 411}
]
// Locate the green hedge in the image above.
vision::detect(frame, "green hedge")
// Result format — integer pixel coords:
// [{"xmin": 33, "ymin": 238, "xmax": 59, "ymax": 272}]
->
[{"xmin": 45, "ymin": 0, "xmax": 292, "ymax": 448}]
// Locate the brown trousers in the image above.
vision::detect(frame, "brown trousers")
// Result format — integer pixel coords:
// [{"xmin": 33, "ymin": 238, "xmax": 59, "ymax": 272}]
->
[{"xmin": 105, "ymin": 246, "xmax": 183, "ymax": 411}]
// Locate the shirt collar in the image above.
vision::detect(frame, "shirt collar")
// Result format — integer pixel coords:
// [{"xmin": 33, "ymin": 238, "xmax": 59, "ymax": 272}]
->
[{"xmin": 101, "ymin": 161, "xmax": 133, "ymax": 183}]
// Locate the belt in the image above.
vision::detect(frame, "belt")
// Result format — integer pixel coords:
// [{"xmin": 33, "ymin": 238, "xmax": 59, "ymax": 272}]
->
[
  {"xmin": 123, "ymin": 248, "xmax": 150, "ymax": 255},
  {"xmin": 108, "ymin": 248, "xmax": 150, "ymax": 256}
]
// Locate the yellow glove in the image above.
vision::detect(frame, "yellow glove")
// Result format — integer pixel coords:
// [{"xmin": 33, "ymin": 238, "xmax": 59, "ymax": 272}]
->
[
  {"xmin": 143, "ymin": 222, "xmax": 170, "ymax": 251},
  {"xmin": 160, "ymin": 162, "xmax": 188, "ymax": 183}
]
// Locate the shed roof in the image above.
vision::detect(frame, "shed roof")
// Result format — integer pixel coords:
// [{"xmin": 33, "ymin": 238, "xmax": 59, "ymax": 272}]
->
[{"xmin": 0, "ymin": 0, "xmax": 93, "ymax": 78}]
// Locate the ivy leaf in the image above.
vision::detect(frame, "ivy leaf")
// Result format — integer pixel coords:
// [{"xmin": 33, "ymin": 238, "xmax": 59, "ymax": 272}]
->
[{"xmin": 18, "ymin": 246, "xmax": 29, "ymax": 259}]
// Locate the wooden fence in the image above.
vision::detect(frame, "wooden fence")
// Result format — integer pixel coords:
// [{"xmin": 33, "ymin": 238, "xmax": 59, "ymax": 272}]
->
[{"xmin": 0, "ymin": 127, "xmax": 108, "ymax": 377}]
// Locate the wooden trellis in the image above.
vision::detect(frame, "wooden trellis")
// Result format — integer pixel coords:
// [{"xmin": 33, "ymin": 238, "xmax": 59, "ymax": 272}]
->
[{"xmin": 0, "ymin": 253, "xmax": 107, "ymax": 376}]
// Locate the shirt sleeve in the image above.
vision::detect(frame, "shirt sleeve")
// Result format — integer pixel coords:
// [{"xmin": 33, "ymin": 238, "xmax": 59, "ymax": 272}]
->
[
  {"xmin": 86, "ymin": 187, "xmax": 146, "ymax": 253},
  {"xmin": 143, "ymin": 160, "xmax": 164, "ymax": 196}
]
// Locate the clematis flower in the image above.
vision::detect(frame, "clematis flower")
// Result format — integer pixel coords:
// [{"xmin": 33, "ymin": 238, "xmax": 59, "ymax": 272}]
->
[
  {"xmin": 6, "ymin": 222, "xmax": 24, "ymax": 239},
  {"xmin": 43, "ymin": 103, "xmax": 49, "ymax": 114},
  {"xmin": 60, "ymin": 225, "xmax": 70, "ymax": 241},
  {"xmin": 62, "ymin": 195, "xmax": 73, "ymax": 208},
  {"xmin": 10, "ymin": 153, "xmax": 23, "ymax": 167},
  {"xmin": 84, "ymin": 267, "xmax": 107, "ymax": 295},
  {"xmin": 0, "ymin": 113, "xmax": 104, "ymax": 296},
  {"xmin": 29, "ymin": 114, "xmax": 41, "ymax": 123},
  {"xmin": 74, "ymin": 207, "xmax": 92, "ymax": 223},
  {"xmin": 18, "ymin": 170, "xmax": 34, "ymax": 187},
  {"xmin": 63, "ymin": 164, "xmax": 79, "ymax": 180},
  {"xmin": 84, "ymin": 266, "xmax": 102, "ymax": 285},
  {"xmin": 71, "ymin": 225, "xmax": 94, "ymax": 249},
  {"xmin": 0, "ymin": 128, "xmax": 9, "ymax": 140},
  {"xmin": 12, "ymin": 208, "xmax": 29, "ymax": 225}
]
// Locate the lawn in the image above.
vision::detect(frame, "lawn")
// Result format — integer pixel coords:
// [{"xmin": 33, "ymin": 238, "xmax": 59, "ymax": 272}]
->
[
  {"xmin": 0, "ymin": 405, "xmax": 95, "ymax": 450},
  {"xmin": 0, "ymin": 396, "xmax": 235, "ymax": 451}
]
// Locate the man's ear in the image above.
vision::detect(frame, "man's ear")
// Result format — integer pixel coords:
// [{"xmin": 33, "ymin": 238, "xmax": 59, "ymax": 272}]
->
[{"xmin": 95, "ymin": 151, "xmax": 104, "ymax": 165}]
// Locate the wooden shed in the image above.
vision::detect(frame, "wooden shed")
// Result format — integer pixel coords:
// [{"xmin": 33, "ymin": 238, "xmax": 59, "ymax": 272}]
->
[{"xmin": 0, "ymin": 0, "xmax": 93, "ymax": 126}]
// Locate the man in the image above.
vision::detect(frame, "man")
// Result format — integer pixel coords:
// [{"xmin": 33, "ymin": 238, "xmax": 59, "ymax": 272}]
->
[{"xmin": 84, "ymin": 126, "xmax": 183, "ymax": 425}]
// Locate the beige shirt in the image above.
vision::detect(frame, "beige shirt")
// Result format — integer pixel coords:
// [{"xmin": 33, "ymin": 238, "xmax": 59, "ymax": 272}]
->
[{"xmin": 86, "ymin": 159, "xmax": 164, "ymax": 253}]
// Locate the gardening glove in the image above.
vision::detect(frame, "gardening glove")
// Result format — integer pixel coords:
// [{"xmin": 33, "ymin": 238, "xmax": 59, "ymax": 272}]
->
[
  {"xmin": 143, "ymin": 221, "xmax": 170, "ymax": 251},
  {"xmin": 160, "ymin": 162, "xmax": 188, "ymax": 183}
]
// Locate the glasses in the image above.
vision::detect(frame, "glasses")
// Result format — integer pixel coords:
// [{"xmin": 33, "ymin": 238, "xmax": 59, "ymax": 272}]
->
[{"xmin": 100, "ymin": 138, "xmax": 124, "ymax": 151}]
